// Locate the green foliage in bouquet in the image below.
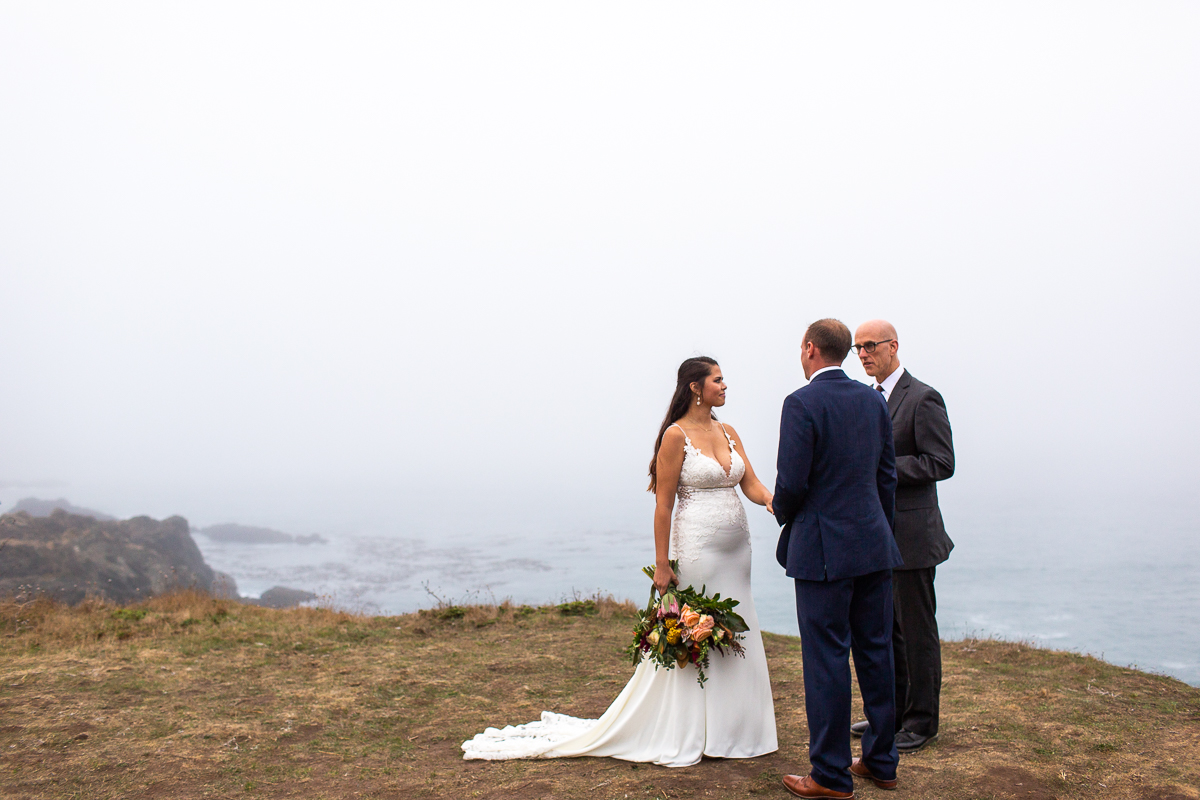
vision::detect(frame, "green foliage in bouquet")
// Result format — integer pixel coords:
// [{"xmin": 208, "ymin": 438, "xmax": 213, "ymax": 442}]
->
[{"xmin": 623, "ymin": 560, "xmax": 749, "ymax": 686}]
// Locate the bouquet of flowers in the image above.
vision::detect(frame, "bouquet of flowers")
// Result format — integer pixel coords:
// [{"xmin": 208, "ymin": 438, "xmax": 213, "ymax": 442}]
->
[{"xmin": 624, "ymin": 560, "xmax": 749, "ymax": 686}]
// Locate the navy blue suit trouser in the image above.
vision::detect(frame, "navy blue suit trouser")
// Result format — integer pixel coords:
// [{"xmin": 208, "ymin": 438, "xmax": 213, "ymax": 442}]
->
[{"xmin": 794, "ymin": 569, "xmax": 899, "ymax": 793}]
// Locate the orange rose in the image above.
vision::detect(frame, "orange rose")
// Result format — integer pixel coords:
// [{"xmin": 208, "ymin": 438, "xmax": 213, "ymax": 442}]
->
[
  {"xmin": 680, "ymin": 604, "xmax": 701, "ymax": 628},
  {"xmin": 691, "ymin": 615, "xmax": 716, "ymax": 642}
]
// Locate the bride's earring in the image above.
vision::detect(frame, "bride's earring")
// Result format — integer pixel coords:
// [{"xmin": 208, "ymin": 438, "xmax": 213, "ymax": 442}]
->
[{"xmin": 696, "ymin": 394, "xmax": 701, "ymax": 405}]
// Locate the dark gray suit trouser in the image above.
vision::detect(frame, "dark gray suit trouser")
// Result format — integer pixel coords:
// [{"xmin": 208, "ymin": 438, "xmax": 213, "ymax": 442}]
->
[{"xmin": 893, "ymin": 566, "xmax": 941, "ymax": 737}]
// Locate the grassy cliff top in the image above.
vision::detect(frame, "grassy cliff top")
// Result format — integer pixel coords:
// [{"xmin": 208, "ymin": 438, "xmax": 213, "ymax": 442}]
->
[{"xmin": 1, "ymin": 592, "xmax": 1198, "ymax": 799}]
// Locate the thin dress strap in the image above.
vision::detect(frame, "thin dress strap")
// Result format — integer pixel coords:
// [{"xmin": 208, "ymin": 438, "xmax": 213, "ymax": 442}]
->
[
  {"xmin": 719, "ymin": 423, "xmax": 736, "ymax": 448},
  {"xmin": 670, "ymin": 422, "xmax": 691, "ymax": 442}
]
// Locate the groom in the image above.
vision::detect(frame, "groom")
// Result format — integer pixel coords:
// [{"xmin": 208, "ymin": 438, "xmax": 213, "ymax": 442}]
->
[{"xmin": 774, "ymin": 319, "xmax": 903, "ymax": 799}]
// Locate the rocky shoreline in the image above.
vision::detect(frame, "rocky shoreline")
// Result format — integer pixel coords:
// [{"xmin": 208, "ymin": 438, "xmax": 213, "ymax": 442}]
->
[{"xmin": 0, "ymin": 500, "xmax": 318, "ymax": 609}]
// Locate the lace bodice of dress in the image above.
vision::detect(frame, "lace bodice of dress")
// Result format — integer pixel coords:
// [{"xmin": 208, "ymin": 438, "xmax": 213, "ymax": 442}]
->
[
  {"xmin": 671, "ymin": 424, "xmax": 749, "ymax": 563},
  {"xmin": 677, "ymin": 425, "xmax": 745, "ymax": 490}
]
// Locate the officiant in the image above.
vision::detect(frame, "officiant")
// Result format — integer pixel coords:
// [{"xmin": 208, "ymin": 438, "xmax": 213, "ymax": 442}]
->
[{"xmin": 852, "ymin": 320, "xmax": 955, "ymax": 754}]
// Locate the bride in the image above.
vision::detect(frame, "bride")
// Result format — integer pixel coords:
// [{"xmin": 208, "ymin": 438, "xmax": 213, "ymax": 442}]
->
[{"xmin": 461, "ymin": 356, "xmax": 778, "ymax": 767}]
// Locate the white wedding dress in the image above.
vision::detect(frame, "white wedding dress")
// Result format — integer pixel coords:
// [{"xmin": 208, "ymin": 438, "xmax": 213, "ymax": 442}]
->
[{"xmin": 461, "ymin": 423, "xmax": 777, "ymax": 767}]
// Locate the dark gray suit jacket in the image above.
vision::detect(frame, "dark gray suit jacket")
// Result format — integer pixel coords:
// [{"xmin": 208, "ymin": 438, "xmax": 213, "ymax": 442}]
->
[{"xmin": 887, "ymin": 370, "xmax": 955, "ymax": 570}]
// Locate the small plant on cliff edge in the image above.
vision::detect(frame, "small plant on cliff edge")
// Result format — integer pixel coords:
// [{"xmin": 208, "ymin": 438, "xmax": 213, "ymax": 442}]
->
[
  {"xmin": 112, "ymin": 608, "xmax": 148, "ymax": 622},
  {"xmin": 557, "ymin": 600, "xmax": 597, "ymax": 616}
]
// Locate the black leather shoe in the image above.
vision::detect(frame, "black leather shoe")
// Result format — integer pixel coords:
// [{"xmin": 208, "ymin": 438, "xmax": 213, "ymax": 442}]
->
[
  {"xmin": 850, "ymin": 720, "xmax": 869, "ymax": 738},
  {"xmin": 895, "ymin": 730, "xmax": 937, "ymax": 753}
]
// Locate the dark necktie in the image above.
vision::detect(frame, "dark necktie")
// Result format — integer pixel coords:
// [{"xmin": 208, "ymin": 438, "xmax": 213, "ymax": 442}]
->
[{"xmin": 876, "ymin": 385, "xmax": 886, "ymax": 399}]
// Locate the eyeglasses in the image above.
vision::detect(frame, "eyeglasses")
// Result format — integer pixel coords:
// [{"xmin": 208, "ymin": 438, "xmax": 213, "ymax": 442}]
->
[{"xmin": 852, "ymin": 339, "xmax": 894, "ymax": 355}]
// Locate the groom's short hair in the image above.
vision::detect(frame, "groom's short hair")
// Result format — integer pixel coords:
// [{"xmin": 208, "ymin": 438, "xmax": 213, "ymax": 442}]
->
[{"xmin": 804, "ymin": 318, "xmax": 852, "ymax": 362}]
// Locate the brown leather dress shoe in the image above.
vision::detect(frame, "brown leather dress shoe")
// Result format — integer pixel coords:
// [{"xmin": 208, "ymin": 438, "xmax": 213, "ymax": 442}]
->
[
  {"xmin": 782, "ymin": 774, "xmax": 855, "ymax": 799},
  {"xmin": 850, "ymin": 758, "xmax": 898, "ymax": 790}
]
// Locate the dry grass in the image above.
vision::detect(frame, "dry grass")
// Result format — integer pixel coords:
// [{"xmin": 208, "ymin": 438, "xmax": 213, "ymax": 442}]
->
[{"xmin": 1, "ymin": 591, "xmax": 1197, "ymax": 799}]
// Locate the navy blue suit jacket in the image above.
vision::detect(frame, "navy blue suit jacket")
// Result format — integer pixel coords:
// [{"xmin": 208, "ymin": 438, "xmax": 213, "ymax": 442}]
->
[{"xmin": 774, "ymin": 369, "xmax": 903, "ymax": 581}]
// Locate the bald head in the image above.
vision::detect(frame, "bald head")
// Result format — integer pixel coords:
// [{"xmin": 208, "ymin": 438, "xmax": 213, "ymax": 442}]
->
[
  {"xmin": 854, "ymin": 319, "xmax": 900, "ymax": 381},
  {"xmin": 856, "ymin": 319, "xmax": 897, "ymax": 342}
]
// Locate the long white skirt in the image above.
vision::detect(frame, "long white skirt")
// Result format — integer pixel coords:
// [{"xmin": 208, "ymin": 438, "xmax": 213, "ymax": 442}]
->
[{"xmin": 461, "ymin": 491, "xmax": 777, "ymax": 767}]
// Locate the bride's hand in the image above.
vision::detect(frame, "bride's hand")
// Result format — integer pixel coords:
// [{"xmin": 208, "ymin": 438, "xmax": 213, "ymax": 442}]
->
[
  {"xmin": 653, "ymin": 562, "xmax": 677, "ymax": 596},
  {"xmin": 765, "ymin": 494, "xmax": 774, "ymax": 515}
]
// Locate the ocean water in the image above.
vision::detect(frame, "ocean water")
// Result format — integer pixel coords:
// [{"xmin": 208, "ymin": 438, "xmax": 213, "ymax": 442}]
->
[{"xmin": 194, "ymin": 492, "xmax": 1200, "ymax": 687}]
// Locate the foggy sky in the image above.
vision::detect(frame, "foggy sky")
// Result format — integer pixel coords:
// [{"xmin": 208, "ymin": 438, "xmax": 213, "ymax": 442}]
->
[{"xmin": 2, "ymin": 4, "xmax": 1198, "ymax": 536}]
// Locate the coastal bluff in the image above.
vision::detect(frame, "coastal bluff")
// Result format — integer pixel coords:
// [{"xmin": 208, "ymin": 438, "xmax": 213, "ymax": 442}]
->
[
  {"xmin": 0, "ymin": 509, "xmax": 221, "ymax": 605},
  {"xmin": 1, "ymin": 594, "xmax": 1197, "ymax": 799}
]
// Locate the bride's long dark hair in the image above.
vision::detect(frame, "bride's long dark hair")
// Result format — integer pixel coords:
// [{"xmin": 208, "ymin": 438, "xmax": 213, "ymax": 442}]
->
[{"xmin": 647, "ymin": 356, "xmax": 719, "ymax": 493}]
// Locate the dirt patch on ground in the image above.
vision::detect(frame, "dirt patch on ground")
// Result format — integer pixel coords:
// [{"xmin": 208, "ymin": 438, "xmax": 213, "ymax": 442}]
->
[
  {"xmin": 975, "ymin": 765, "xmax": 1058, "ymax": 800},
  {"xmin": 1, "ymin": 592, "xmax": 1198, "ymax": 799},
  {"xmin": 1140, "ymin": 788, "xmax": 1196, "ymax": 800}
]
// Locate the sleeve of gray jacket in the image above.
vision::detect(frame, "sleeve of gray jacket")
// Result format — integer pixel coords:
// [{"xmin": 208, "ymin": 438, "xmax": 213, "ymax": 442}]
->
[{"xmin": 895, "ymin": 388, "xmax": 955, "ymax": 486}]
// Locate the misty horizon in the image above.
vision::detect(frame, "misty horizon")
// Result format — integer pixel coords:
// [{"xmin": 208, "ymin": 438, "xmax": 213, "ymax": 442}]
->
[{"xmin": 2, "ymin": 6, "xmax": 1198, "ymax": 689}]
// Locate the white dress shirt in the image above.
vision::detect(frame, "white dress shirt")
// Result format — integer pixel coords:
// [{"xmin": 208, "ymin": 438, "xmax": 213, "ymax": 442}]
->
[
  {"xmin": 808, "ymin": 365, "xmax": 843, "ymax": 381},
  {"xmin": 874, "ymin": 365, "xmax": 905, "ymax": 402}
]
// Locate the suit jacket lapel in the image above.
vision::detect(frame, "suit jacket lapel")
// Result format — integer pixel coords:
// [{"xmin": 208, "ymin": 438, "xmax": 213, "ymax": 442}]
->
[{"xmin": 887, "ymin": 371, "xmax": 913, "ymax": 419}]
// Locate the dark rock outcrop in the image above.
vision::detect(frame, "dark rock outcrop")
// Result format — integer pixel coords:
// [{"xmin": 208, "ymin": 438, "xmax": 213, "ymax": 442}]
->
[
  {"xmin": 211, "ymin": 572, "xmax": 240, "ymax": 599},
  {"xmin": 198, "ymin": 523, "xmax": 293, "ymax": 544},
  {"xmin": 9, "ymin": 497, "xmax": 115, "ymax": 521},
  {"xmin": 250, "ymin": 586, "xmax": 318, "ymax": 609},
  {"xmin": 0, "ymin": 509, "xmax": 215, "ymax": 604},
  {"xmin": 196, "ymin": 524, "xmax": 327, "ymax": 546}
]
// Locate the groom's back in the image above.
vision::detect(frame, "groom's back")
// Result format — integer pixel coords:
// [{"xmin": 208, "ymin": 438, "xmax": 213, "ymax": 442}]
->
[
  {"xmin": 804, "ymin": 377, "xmax": 891, "ymax": 505},
  {"xmin": 777, "ymin": 371, "xmax": 901, "ymax": 580}
]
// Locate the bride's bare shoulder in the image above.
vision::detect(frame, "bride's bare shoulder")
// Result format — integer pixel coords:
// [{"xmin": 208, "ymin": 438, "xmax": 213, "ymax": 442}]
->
[{"xmin": 660, "ymin": 424, "xmax": 687, "ymax": 448}]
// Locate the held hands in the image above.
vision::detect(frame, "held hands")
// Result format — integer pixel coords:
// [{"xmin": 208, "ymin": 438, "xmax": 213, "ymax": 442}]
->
[
  {"xmin": 765, "ymin": 493, "xmax": 774, "ymax": 515},
  {"xmin": 653, "ymin": 561, "xmax": 678, "ymax": 596}
]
